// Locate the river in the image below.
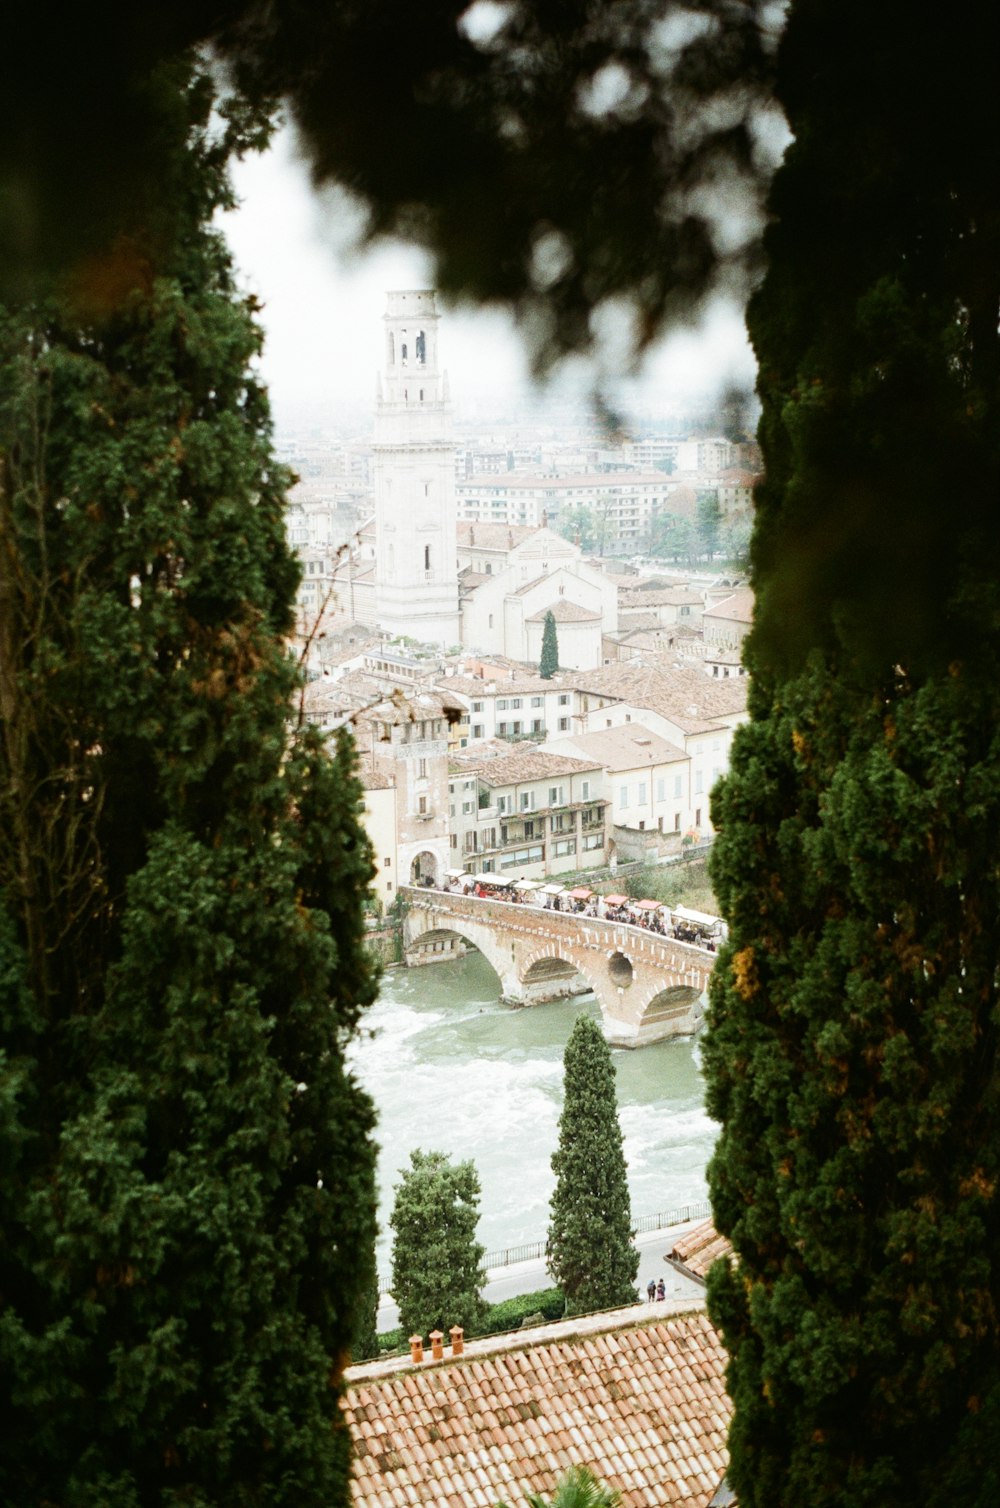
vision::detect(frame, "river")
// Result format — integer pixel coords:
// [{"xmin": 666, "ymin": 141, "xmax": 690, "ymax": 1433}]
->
[{"xmin": 349, "ymin": 949, "xmax": 718, "ymax": 1269}]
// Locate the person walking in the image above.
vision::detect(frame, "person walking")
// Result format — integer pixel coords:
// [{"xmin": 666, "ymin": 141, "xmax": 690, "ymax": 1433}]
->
[
  {"xmin": 655, "ymin": 1277, "xmax": 665, "ymax": 1301},
  {"xmin": 647, "ymin": 1279, "xmax": 656, "ymax": 1302}
]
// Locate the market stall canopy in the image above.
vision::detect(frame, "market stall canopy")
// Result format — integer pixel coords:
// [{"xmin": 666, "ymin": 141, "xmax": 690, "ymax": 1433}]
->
[
  {"xmin": 603, "ymin": 894, "xmax": 629, "ymax": 906},
  {"xmin": 674, "ymin": 905, "xmax": 720, "ymax": 927},
  {"xmin": 633, "ymin": 898, "xmax": 661, "ymax": 911},
  {"xmin": 446, "ymin": 867, "xmax": 467, "ymax": 879},
  {"xmin": 474, "ymin": 873, "xmax": 512, "ymax": 887},
  {"xmin": 541, "ymin": 883, "xmax": 565, "ymax": 895},
  {"xmin": 517, "ymin": 879, "xmax": 540, "ymax": 891},
  {"xmin": 567, "ymin": 887, "xmax": 593, "ymax": 900}
]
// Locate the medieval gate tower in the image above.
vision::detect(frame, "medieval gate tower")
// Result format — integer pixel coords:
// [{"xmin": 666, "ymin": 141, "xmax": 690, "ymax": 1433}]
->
[{"xmin": 373, "ymin": 290, "xmax": 460, "ymax": 645}]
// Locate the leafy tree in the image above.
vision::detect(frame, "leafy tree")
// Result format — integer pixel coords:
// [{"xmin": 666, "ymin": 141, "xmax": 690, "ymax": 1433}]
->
[
  {"xmin": 497, "ymin": 1465, "xmax": 623, "ymax": 1508},
  {"xmin": 0, "ymin": 64, "xmax": 377, "ymax": 1507},
  {"xmin": 389, "ymin": 1149, "xmax": 487, "ymax": 1340},
  {"xmin": 703, "ymin": 3, "xmax": 1000, "ymax": 1505},
  {"xmin": 540, "ymin": 609, "xmax": 560, "ymax": 679},
  {"xmin": 547, "ymin": 1016, "xmax": 638, "ymax": 1315},
  {"xmin": 647, "ymin": 511, "xmax": 695, "ymax": 563},
  {"xmin": 556, "ymin": 504, "xmax": 597, "ymax": 553}
]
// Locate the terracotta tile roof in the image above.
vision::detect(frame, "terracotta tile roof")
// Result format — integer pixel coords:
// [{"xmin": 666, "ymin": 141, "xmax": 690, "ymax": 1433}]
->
[
  {"xmin": 469, "ymin": 748, "xmax": 602, "ymax": 785},
  {"xmin": 457, "ymin": 522, "xmax": 538, "ymax": 551},
  {"xmin": 667, "ymin": 1220, "xmax": 733, "ymax": 1282},
  {"xmin": 703, "ymin": 588, "xmax": 754, "ymax": 625},
  {"xmin": 565, "ymin": 665, "xmax": 748, "ymax": 732},
  {"xmin": 343, "ymin": 1305, "xmax": 730, "ymax": 1507},
  {"xmin": 524, "ymin": 600, "xmax": 603, "ymax": 624}
]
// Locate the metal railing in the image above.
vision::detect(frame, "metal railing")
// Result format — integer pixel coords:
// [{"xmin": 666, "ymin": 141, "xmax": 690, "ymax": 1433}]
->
[{"xmin": 377, "ymin": 1199, "xmax": 713, "ymax": 1296}]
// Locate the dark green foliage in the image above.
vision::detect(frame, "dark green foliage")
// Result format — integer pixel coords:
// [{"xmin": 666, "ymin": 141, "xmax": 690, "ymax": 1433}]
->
[
  {"xmin": 3, "ymin": 2, "xmax": 775, "ymax": 372},
  {"xmin": 478, "ymin": 1287, "xmax": 566, "ymax": 1337},
  {"xmin": 695, "ymin": 491, "xmax": 721, "ymax": 559},
  {"xmin": 547, "ymin": 1017, "xmax": 638, "ymax": 1315},
  {"xmin": 0, "ymin": 64, "xmax": 378, "ymax": 1507},
  {"xmin": 704, "ymin": 2, "xmax": 1000, "ymax": 1503},
  {"xmin": 377, "ymin": 1287, "xmax": 565, "ymax": 1354},
  {"xmin": 539, "ymin": 610, "xmax": 559, "ymax": 680},
  {"xmin": 389, "ymin": 1149, "xmax": 487, "ymax": 1340}
]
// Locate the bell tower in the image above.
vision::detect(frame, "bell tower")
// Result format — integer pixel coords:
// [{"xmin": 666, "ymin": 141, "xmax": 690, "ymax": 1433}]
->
[{"xmin": 373, "ymin": 291, "xmax": 460, "ymax": 646}]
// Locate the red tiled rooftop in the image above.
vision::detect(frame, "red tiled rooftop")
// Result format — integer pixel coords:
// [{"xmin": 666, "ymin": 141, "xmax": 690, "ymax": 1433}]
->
[{"xmin": 343, "ymin": 1305, "xmax": 730, "ymax": 1507}]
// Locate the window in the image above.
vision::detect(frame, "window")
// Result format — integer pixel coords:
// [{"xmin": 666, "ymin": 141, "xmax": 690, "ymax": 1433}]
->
[
  {"xmin": 449, "ymin": 804, "xmax": 455, "ymax": 818},
  {"xmin": 497, "ymin": 795, "xmax": 510, "ymax": 813},
  {"xmin": 696, "ymin": 807, "xmax": 702, "ymax": 826},
  {"xmin": 472, "ymin": 724, "xmax": 483, "ymax": 739},
  {"xmin": 386, "ymin": 881, "xmax": 393, "ymax": 891},
  {"xmin": 464, "ymin": 832, "xmax": 477, "ymax": 853},
  {"xmin": 511, "ymin": 698, "xmax": 522, "ymax": 710},
  {"xmin": 417, "ymin": 758, "xmax": 427, "ymax": 778},
  {"xmin": 524, "ymin": 820, "xmax": 536, "ymax": 839},
  {"xmin": 558, "ymin": 717, "xmax": 569, "ymax": 731},
  {"xmin": 549, "ymin": 786, "xmax": 564, "ymax": 806},
  {"xmin": 553, "ymin": 838, "xmax": 577, "ymax": 857},
  {"xmin": 638, "ymin": 783, "xmax": 647, "ymax": 805},
  {"xmin": 694, "ymin": 770, "xmax": 704, "ymax": 794},
  {"xmin": 450, "ymin": 833, "xmax": 457, "ymax": 849},
  {"xmin": 583, "ymin": 832, "xmax": 603, "ymax": 850},
  {"xmin": 558, "ymin": 694, "xmax": 570, "ymax": 705},
  {"xmin": 656, "ymin": 778, "xmax": 665, "ymax": 802},
  {"xmin": 418, "ymin": 795, "xmax": 428, "ymax": 814},
  {"xmin": 531, "ymin": 696, "xmax": 543, "ymax": 707},
  {"xmin": 383, "ymin": 857, "xmax": 391, "ymax": 868},
  {"xmin": 674, "ymin": 812, "xmax": 681, "ymax": 832},
  {"xmin": 674, "ymin": 774, "xmax": 682, "ymax": 798},
  {"xmin": 462, "ymin": 801, "xmax": 473, "ymax": 814},
  {"xmin": 496, "ymin": 699, "xmax": 509, "ymax": 711},
  {"xmin": 531, "ymin": 719, "xmax": 543, "ymax": 734},
  {"xmin": 619, "ymin": 785, "xmax": 628, "ymax": 808},
  {"xmin": 497, "ymin": 722, "xmax": 508, "ymax": 736},
  {"xmin": 582, "ymin": 780, "xmax": 591, "ymax": 799},
  {"xmin": 472, "ymin": 700, "xmax": 483, "ymax": 713},
  {"xmin": 489, "ymin": 614, "xmax": 494, "ymax": 628},
  {"xmin": 520, "ymin": 792, "xmax": 533, "ymax": 811}
]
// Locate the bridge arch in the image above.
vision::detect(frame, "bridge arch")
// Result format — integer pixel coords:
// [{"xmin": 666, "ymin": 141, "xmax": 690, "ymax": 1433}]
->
[{"xmin": 403, "ymin": 911, "xmax": 515, "ymax": 996}]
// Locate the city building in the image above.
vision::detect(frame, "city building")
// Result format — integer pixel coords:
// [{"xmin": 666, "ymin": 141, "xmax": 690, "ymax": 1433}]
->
[
  {"xmin": 373, "ymin": 291, "xmax": 460, "ymax": 645},
  {"xmin": 447, "ymin": 743, "xmax": 608, "ymax": 879}
]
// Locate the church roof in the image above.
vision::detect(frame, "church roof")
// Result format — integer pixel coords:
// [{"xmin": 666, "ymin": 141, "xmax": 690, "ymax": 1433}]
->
[
  {"xmin": 524, "ymin": 600, "xmax": 602, "ymax": 624},
  {"xmin": 457, "ymin": 521, "xmax": 537, "ymax": 551}
]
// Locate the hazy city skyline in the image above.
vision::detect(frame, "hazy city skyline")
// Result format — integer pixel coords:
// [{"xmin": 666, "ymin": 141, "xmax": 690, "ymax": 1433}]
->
[{"xmin": 223, "ymin": 125, "xmax": 758, "ymax": 432}]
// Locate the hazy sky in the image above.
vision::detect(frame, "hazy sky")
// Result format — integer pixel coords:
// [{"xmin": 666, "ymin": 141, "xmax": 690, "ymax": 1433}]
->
[{"xmin": 221, "ymin": 126, "xmax": 758, "ymax": 432}]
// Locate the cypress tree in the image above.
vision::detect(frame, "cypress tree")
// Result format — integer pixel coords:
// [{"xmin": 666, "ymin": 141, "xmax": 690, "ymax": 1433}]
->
[
  {"xmin": 547, "ymin": 1016, "xmax": 638, "ymax": 1315},
  {"xmin": 539, "ymin": 609, "xmax": 559, "ymax": 680},
  {"xmin": 389, "ymin": 1149, "xmax": 487, "ymax": 1340},
  {"xmin": 0, "ymin": 62, "xmax": 377, "ymax": 1506},
  {"xmin": 703, "ymin": 4, "xmax": 1000, "ymax": 1504}
]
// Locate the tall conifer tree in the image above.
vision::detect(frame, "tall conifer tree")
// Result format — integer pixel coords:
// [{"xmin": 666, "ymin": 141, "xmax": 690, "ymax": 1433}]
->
[
  {"xmin": 0, "ymin": 63, "xmax": 378, "ymax": 1506},
  {"xmin": 539, "ymin": 609, "xmax": 559, "ymax": 680},
  {"xmin": 547, "ymin": 1016, "xmax": 638, "ymax": 1315},
  {"xmin": 389, "ymin": 1149, "xmax": 487, "ymax": 1340},
  {"xmin": 703, "ymin": 5, "xmax": 1000, "ymax": 1504}
]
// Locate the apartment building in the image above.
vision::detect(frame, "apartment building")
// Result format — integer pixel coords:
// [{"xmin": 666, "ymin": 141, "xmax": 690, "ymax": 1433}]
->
[{"xmin": 447, "ymin": 745, "xmax": 608, "ymax": 879}]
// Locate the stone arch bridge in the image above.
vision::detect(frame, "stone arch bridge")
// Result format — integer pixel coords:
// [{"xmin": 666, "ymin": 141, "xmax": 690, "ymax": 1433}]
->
[{"xmin": 400, "ymin": 886, "xmax": 717, "ymax": 1047}]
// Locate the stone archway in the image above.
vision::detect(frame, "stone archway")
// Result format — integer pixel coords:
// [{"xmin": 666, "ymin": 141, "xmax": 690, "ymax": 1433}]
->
[{"xmin": 409, "ymin": 850, "xmax": 438, "ymax": 885}]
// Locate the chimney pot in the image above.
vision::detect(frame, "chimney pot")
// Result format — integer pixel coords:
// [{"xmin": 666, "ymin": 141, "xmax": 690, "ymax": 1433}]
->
[
  {"xmin": 429, "ymin": 1330, "xmax": 444, "ymax": 1361},
  {"xmin": 409, "ymin": 1335, "xmax": 424, "ymax": 1364},
  {"xmin": 449, "ymin": 1325, "xmax": 465, "ymax": 1356}
]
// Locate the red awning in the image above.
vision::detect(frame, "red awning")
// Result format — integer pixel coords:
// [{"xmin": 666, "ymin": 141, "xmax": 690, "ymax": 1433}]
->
[
  {"xmin": 634, "ymin": 898, "xmax": 661, "ymax": 910},
  {"xmin": 567, "ymin": 887, "xmax": 593, "ymax": 900},
  {"xmin": 603, "ymin": 894, "xmax": 629, "ymax": 906}
]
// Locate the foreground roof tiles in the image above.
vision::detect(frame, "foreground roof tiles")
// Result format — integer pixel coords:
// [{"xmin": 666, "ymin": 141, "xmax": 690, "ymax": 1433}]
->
[{"xmin": 343, "ymin": 1306, "xmax": 730, "ymax": 1506}]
